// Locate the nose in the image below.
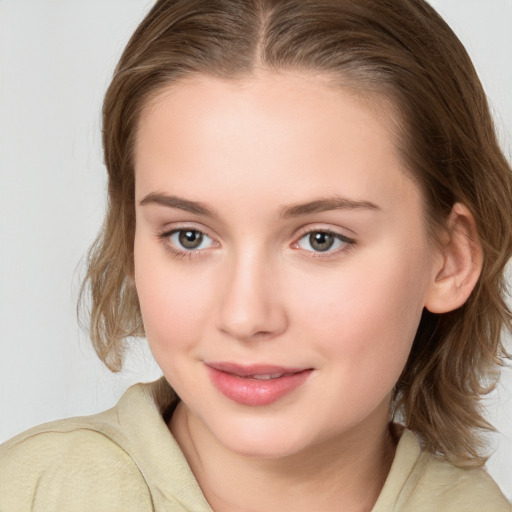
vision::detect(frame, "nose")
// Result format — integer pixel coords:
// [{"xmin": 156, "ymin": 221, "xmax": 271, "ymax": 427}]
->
[{"xmin": 216, "ymin": 250, "xmax": 288, "ymax": 342}]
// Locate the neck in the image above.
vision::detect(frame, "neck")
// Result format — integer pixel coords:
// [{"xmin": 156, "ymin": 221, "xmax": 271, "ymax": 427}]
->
[{"xmin": 170, "ymin": 403, "xmax": 396, "ymax": 512}]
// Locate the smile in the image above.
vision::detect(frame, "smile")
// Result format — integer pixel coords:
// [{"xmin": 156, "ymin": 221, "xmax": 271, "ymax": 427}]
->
[
  {"xmin": 244, "ymin": 373, "xmax": 286, "ymax": 380},
  {"xmin": 205, "ymin": 362, "xmax": 313, "ymax": 406}
]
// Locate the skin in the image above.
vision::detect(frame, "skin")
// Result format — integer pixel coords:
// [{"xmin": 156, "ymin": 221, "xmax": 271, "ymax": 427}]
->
[{"xmin": 133, "ymin": 71, "xmax": 446, "ymax": 511}]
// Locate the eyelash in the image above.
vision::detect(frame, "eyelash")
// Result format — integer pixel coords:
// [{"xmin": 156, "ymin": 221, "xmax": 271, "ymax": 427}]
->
[
  {"xmin": 292, "ymin": 228, "xmax": 355, "ymax": 258},
  {"xmin": 157, "ymin": 227, "xmax": 217, "ymax": 260},
  {"xmin": 157, "ymin": 227, "xmax": 356, "ymax": 260}
]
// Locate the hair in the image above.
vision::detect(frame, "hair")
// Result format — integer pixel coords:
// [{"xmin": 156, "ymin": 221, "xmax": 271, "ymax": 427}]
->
[{"xmin": 80, "ymin": 0, "xmax": 512, "ymax": 467}]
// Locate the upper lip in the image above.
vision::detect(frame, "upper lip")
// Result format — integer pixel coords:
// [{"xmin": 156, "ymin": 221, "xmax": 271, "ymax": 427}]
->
[{"xmin": 206, "ymin": 362, "xmax": 311, "ymax": 377}]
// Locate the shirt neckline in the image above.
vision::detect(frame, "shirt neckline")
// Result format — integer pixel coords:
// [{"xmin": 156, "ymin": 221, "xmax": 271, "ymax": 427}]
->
[{"xmin": 116, "ymin": 378, "xmax": 423, "ymax": 512}]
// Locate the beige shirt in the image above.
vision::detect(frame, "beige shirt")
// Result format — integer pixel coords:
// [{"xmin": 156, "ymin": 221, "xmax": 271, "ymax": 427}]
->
[{"xmin": 0, "ymin": 379, "xmax": 510, "ymax": 511}]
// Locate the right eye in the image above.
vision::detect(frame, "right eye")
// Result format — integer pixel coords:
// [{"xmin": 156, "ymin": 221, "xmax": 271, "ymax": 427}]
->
[{"xmin": 167, "ymin": 229, "xmax": 216, "ymax": 251}]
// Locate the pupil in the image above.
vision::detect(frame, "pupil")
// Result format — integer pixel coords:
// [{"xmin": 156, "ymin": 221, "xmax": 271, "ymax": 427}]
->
[
  {"xmin": 179, "ymin": 230, "xmax": 203, "ymax": 249},
  {"xmin": 310, "ymin": 232, "xmax": 334, "ymax": 252}
]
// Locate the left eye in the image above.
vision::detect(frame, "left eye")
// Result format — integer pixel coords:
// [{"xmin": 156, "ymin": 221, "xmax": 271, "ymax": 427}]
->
[
  {"xmin": 168, "ymin": 229, "xmax": 215, "ymax": 251},
  {"xmin": 296, "ymin": 231, "xmax": 351, "ymax": 253}
]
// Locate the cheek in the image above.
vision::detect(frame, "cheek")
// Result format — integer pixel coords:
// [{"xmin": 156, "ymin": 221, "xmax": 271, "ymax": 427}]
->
[
  {"xmin": 288, "ymin": 255, "xmax": 428, "ymax": 424},
  {"xmin": 134, "ymin": 244, "xmax": 214, "ymax": 358},
  {"xmin": 292, "ymin": 245, "xmax": 430, "ymax": 373}
]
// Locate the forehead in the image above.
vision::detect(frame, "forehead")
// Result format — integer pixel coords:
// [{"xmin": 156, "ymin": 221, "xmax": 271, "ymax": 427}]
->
[
  {"xmin": 137, "ymin": 71, "xmax": 398, "ymax": 151},
  {"xmin": 133, "ymin": 71, "xmax": 416, "ymax": 214}
]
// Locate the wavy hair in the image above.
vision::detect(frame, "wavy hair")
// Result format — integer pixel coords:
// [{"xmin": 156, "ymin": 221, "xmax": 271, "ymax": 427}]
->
[{"xmin": 80, "ymin": 0, "xmax": 512, "ymax": 467}]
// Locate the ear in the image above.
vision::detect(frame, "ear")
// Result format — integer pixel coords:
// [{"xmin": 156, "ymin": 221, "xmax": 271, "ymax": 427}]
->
[{"xmin": 424, "ymin": 203, "xmax": 483, "ymax": 314}]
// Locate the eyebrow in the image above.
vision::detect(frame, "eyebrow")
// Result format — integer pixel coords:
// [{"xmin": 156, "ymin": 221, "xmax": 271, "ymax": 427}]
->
[
  {"xmin": 280, "ymin": 197, "xmax": 380, "ymax": 218},
  {"xmin": 139, "ymin": 192, "xmax": 380, "ymax": 218},
  {"xmin": 140, "ymin": 192, "xmax": 216, "ymax": 217}
]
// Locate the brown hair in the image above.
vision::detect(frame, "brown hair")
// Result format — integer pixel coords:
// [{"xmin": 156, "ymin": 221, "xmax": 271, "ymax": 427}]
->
[{"xmin": 80, "ymin": 0, "xmax": 512, "ymax": 467}]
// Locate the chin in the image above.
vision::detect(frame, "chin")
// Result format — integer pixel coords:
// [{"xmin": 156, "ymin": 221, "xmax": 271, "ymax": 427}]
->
[
  {"xmin": 223, "ymin": 436, "xmax": 307, "ymax": 460},
  {"xmin": 207, "ymin": 415, "xmax": 320, "ymax": 460}
]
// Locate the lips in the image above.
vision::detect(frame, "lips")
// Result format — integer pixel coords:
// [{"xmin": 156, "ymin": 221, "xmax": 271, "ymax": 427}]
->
[{"xmin": 206, "ymin": 362, "xmax": 313, "ymax": 406}]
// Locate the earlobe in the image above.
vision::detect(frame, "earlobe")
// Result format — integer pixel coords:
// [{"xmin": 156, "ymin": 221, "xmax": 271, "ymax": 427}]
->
[{"xmin": 424, "ymin": 203, "xmax": 483, "ymax": 314}]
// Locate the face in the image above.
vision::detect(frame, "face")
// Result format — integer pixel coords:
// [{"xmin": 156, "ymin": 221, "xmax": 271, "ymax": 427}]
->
[{"xmin": 133, "ymin": 72, "xmax": 440, "ymax": 459}]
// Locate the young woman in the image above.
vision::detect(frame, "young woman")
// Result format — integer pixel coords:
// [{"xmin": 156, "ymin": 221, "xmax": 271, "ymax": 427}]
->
[{"xmin": 1, "ymin": 1, "xmax": 511, "ymax": 510}]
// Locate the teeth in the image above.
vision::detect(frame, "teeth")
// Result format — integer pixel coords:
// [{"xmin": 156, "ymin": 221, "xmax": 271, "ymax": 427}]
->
[{"xmin": 250, "ymin": 373, "xmax": 284, "ymax": 380}]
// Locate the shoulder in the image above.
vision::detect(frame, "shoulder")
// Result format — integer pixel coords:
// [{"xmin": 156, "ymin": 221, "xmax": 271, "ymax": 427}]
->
[
  {"xmin": 392, "ymin": 431, "xmax": 511, "ymax": 512},
  {"xmin": 409, "ymin": 456, "xmax": 510, "ymax": 511},
  {"xmin": 0, "ymin": 416, "xmax": 153, "ymax": 511}
]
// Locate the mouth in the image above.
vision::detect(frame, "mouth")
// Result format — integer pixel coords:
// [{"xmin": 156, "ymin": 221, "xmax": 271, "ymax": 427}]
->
[{"xmin": 205, "ymin": 362, "xmax": 313, "ymax": 406}]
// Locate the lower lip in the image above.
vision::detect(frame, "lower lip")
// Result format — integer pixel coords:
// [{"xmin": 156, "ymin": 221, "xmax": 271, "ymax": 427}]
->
[{"xmin": 207, "ymin": 367, "xmax": 313, "ymax": 406}]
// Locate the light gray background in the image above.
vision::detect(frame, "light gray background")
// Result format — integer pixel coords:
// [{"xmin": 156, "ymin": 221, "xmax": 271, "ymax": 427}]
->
[{"xmin": 1, "ymin": 0, "xmax": 511, "ymax": 501}]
